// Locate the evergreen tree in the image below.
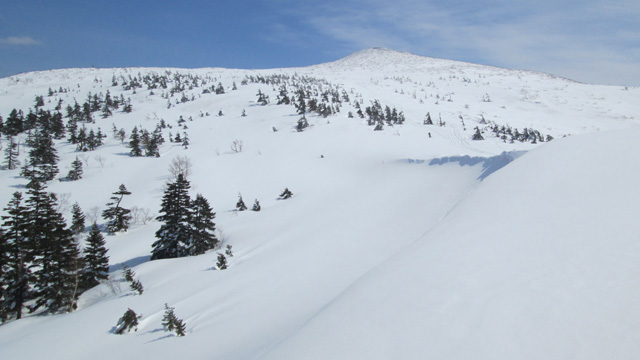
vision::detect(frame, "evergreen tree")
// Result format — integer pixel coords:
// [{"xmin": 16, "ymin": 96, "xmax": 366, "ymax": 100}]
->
[
  {"xmin": 3, "ymin": 136, "xmax": 20, "ymax": 170},
  {"xmin": 162, "ymin": 303, "xmax": 187, "ymax": 336},
  {"xmin": 251, "ymin": 199, "xmax": 261, "ymax": 212},
  {"xmin": 21, "ymin": 128, "xmax": 59, "ymax": 185},
  {"xmin": 130, "ymin": 279, "xmax": 144, "ymax": 295},
  {"xmin": 236, "ymin": 194, "xmax": 247, "ymax": 211},
  {"xmin": 1, "ymin": 192, "xmax": 33, "ymax": 321},
  {"xmin": 4, "ymin": 109, "xmax": 24, "ymax": 136},
  {"xmin": 128, "ymin": 126, "xmax": 143, "ymax": 157},
  {"xmin": 102, "ymin": 184, "xmax": 132, "ymax": 234},
  {"xmin": 162, "ymin": 303, "xmax": 178, "ymax": 331},
  {"xmin": 115, "ymin": 308, "xmax": 141, "ymax": 334},
  {"xmin": 67, "ymin": 157, "xmax": 83, "ymax": 181},
  {"xmin": 181, "ymin": 132, "xmax": 189, "ymax": 149},
  {"xmin": 189, "ymin": 194, "xmax": 217, "ymax": 256},
  {"xmin": 26, "ymin": 182, "xmax": 81, "ymax": 313},
  {"xmin": 472, "ymin": 127, "xmax": 484, "ymax": 141},
  {"xmin": 225, "ymin": 244, "xmax": 233, "ymax": 257},
  {"xmin": 70, "ymin": 202, "xmax": 85, "ymax": 235},
  {"xmin": 216, "ymin": 253, "xmax": 228, "ymax": 270},
  {"xmin": 151, "ymin": 174, "xmax": 192, "ymax": 260},
  {"xmin": 80, "ymin": 222, "xmax": 109, "ymax": 290}
]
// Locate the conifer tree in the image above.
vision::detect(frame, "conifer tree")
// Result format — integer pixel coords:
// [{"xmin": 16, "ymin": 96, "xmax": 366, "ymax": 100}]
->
[
  {"xmin": 472, "ymin": 127, "xmax": 484, "ymax": 141},
  {"xmin": 251, "ymin": 199, "xmax": 261, "ymax": 212},
  {"xmin": 102, "ymin": 184, "xmax": 132, "ymax": 234},
  {"xmin": 3, "ymin": 136, "xmax": 20, "ymax": 170},
  {"xmin": 189, "ymin": 194, "xmax": 217, "ymax": 256},
  {"xmin": 151, "ymin": 174, "xmax": 192, "ymax": 260},
  {"xmin": 26, "ymin": 182, "xmax": 81, "ymax": 313},
  {"xmin": 217, "ymin": 253, "xmax": 228, "ymax": 270},
  {"xmin": 67, "ymin": 157, "xmax": 83, "ymax": 181},
  {"xmin": 115, "ymin": 308, "xmax": 141, "ymax": 334},
  {"xmin": 1, "ymin": 192, "xmax": 33, "ymax": 321},
  {"xmin": 129, "ymin": 126, "xmax": 143, "ymax": 156},
  {"xmin": 236, "ymin": 194, "xmax": 247, "ymax": 211},
  {"xmin": 181, "ymin": 132, "xmax": 189, "ymax": 149},
  {"xmin": 70, "ymin": 202, "xmax": 85, "ymax": 235},
  {"xmin": 225, "ymin": 244, "xmax": 233, "ymax": 257},
  {"xmin": 21, "ymin": 128, "xmax": 59, "ymax": 185},
  {"xmin": 130, "ymin": 279, "xmax": 144, "ymax": 295},
  {"xmin": 80, "ymin": 222, "xmax": 109, "ymax": 290}
]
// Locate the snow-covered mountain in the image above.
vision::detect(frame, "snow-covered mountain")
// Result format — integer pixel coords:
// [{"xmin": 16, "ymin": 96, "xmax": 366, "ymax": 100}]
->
[{"xmin": 0, "ymin": 48, "xmax": 639, "ymax": 359}]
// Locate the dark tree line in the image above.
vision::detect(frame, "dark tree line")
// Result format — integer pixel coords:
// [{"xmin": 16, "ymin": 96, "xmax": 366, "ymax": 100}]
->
[{"xmin": 0, "ymin": 184, "xmax": 109, "ymax": 323}]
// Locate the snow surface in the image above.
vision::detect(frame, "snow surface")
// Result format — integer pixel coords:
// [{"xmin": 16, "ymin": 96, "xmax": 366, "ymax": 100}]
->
[{"xmin": 0, "ymin": 49, "xmax": 639, "ymax": 359}]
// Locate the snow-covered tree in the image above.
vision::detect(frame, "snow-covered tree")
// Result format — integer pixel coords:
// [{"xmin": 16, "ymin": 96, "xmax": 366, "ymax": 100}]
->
[{"xmin": 102, "ymin": 184, "xmax": 132, "ymax": 234}]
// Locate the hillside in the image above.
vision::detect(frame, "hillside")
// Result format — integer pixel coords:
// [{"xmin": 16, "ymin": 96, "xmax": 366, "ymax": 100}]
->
[{"xmin": 0, "ymin": 49, "xmax": 639, "ymax": 359}]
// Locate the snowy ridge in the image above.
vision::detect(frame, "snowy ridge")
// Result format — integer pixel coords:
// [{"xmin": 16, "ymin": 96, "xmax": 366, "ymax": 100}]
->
[{"xmin": 0, "ymin": 49, "xmax": 639, "ymax": 359}]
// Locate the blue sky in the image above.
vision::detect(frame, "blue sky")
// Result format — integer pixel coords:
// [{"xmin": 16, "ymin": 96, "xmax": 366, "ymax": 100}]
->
[{"xmin": 1, "ymin": 0, "xmax": 639, "ymax": 85}]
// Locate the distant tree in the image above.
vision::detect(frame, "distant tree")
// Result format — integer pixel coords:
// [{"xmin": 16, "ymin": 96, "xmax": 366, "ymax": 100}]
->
[
  {"xmin": 114, "ymin": 309, "xmax": 141, "ymax": 334},
  {"xmin": 128, "ymin": 126, "xmax": 143, "ymax": 157},
  {"xmin": 472, "ymin": 127, "xmax": 484, "ymax": 141},
  {"xmin": 251, "ymin": 199, "xmax": 261, "ymax": 212},
  {"xmin": 80, "ymin": 222, "xmax": 109, "ymax": 290},
  {"xmin": 3, "ymin": 136, "xmax": 20, "ymax": 170},
  {"xmin": 225, "ymin": 244, "xmax": 233, "ymax": 257},
  {"xmin": 70, "ymin": 202, "xmax": 85, "ymax": 235},
  {"xmin": 21, "ymin": 128, "xmax": 59, "ymax": 185},
  {"xmin": 67, "ymin": 157, "xmax": 83, "ymax": 181},
  {"xmin": 216, "ymin": 253, "xmax": 228, "ymax": 270},
  {"xmin": 130, "ymin": 279, "xmax": 144, "ymax": 295},
  {"xmin": 102, "ymin": 184, "xmax": 132, "ymax": 233},
  {"xmin": 424, "ymin": 112, "xmax": 433, "ymax": 125},
  {"xmin": 236, "ymin": 194, "xmax": 247, "ymax": 211},
  {"xmin": 181, "ymin": 132, "xmax": 189, "ymax": 149}
]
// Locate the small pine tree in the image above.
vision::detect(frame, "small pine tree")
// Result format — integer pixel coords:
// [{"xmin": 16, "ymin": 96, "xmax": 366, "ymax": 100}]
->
[
  {"xmin": 102, "ymin": 184, "xmax": 132, "ymax": 233},
  {"xmin": 3, "ymin": 137, "xmax": 20, "ymax": 170},
  {"xmin": 236, "ymin": 194, "xmax": 247, "ymax": 211},
  {"xmin": 162, "ymin": 303, "xmax": 187, "ymax": 336},
  {"xmin": 217, "ymin": 253, "xmax": 228, "ymax": 270},
  {"xmin": 472, "ymin": 127, "xmax": 484, "ymax": 141},
  {"xmin": 70, "ymin": 202, "xmax": 85, "ymax": 235},
  {"xmin": 181, "ymin": 132, "xmax": 189, "ymax": 149},
  {"xmin": 278, "ymin": 188, "xmax": 293, "ymax": 200},
  {"xmin": 115, "ymin": 308, "xmax": 141, "ymax": 334},
  {"xmin": 251, "ymin": 199, "xmax": 261, "ymax": 211},
  {"xmin": 67, "ymin": 157, "xmax": 83, "ymax": 181},
  {"xmin": 225, "ymin": 244, "xmax": 233, "ymax": 257},
  {"xmin": 80, "ymin": 222, "xmax": 109, "ymax": 290},
  {"xmin": 162, "ymin": 303, "xmax": 177, "ymax": 331},
  {"xmin": 122, "ymin": 264, "xmax": 135, "ymax": 282},
  {"xmin": 129, "ymin": 126, "xmax": 143, "ymax": 157},
  {"xmin": 130, "ymin": 279, "xmax": 144, "ymax": 295}
]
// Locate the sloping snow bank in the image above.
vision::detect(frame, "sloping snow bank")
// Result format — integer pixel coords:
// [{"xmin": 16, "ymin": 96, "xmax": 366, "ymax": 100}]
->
[{"xmin": 262, "ymin": 127, "xmax": 640, "ymax": 360}]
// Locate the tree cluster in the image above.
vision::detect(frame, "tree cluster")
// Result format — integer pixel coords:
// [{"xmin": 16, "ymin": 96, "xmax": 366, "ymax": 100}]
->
[
  {"xmin": 0, "ymin": 184, "xmax": 108, "ymax": 323},
  {"xmin": 151, "ymin": 175, "xmax": 218, "ymax": 260}
]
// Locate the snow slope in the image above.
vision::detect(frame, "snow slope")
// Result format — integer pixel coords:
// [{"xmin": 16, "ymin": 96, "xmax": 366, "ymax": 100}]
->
[{"xmin": 0, "ymin": 49, "xmax": 639, "ymax": 359}]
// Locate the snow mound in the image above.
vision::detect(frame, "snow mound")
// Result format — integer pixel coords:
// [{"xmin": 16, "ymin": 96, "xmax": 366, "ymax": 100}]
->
[{"xmin": 261, "ymin": 128, "xmax": 640, "ymax": 360}]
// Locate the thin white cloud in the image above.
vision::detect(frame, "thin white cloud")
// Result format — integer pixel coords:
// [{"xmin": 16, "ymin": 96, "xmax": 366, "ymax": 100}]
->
[
  {"xmin": 280, "ymin": 0, "xmax": 640, "ymax": 85},
  {"xmin": 0, "ymin": 36, "xmax": 40, "ymax": 46}
]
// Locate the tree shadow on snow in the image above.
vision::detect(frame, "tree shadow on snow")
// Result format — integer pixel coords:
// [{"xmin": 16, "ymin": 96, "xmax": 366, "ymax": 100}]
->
[
  {"xmin": 109, "ymin": 255, "xmax": 151, "ymax": 273},
  {"xmin": 425, "ymin": 151, "xmax": 526, "ymax": 180}
]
